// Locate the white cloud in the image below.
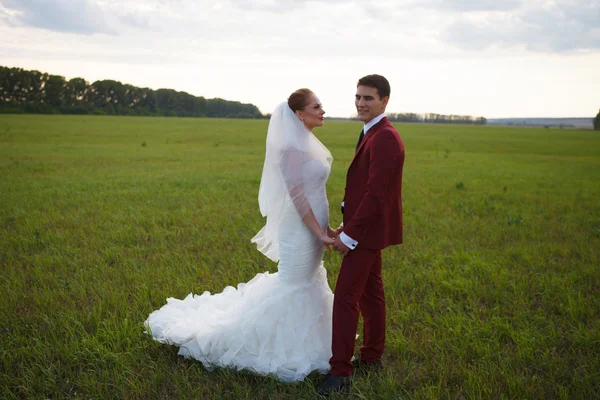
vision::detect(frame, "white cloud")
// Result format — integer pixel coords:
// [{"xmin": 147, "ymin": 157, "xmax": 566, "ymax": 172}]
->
[
  {"xmin": 2, "ymin": 0, "xmax": 117, "ymax": 34},
  {"xmin": 417, "ymin": 0, "xmax": 522, "ymax": 12},
  {"xmin": 441, "ymin": 0, "xmax": 600, "ymax": 52},
  {"xmin": 0, "ymin": 0, "xmax": 599, "ymax": 117}
]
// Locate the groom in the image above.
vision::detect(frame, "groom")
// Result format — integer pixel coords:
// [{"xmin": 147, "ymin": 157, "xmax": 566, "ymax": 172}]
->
[{"xmin": 318, "ymin": 74, "xmax": 405, "ymax": 395}]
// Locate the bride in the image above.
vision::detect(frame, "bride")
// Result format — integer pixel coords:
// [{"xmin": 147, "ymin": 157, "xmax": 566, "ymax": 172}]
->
[{"xmin": 145, "ymin": 89, "xmax": 339, "ymax": 382}]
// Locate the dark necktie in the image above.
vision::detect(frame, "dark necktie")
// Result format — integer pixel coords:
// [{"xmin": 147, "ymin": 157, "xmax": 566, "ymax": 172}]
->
[{"xmin": 355, "ymin": 129, "xmax": 365, "ymax": 151}]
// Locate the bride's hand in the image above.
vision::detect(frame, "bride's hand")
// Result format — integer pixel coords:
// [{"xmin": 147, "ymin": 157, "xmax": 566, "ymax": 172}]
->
[
  {"xmin": 326, "ymin": 225, "xmax": 343, "ymax": 238},
  {"xmin": 319, "ymin": 234, "xmax": 335, "ymax": 253}
]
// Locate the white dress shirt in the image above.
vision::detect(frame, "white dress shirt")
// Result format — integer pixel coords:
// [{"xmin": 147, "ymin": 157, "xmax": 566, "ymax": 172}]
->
[{"xmin": 340, "ymin": 112, "xmax": 387, "ymax": 250}]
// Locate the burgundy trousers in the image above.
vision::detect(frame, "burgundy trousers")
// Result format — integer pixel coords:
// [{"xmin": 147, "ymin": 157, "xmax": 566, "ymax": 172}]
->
[{"xmin": 329, "ymin": 247, "xmax": 386, "ymax": 376}]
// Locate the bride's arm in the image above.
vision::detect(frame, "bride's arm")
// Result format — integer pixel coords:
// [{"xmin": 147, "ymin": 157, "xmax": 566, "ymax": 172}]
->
[
  {"xmin": 281, "ymin": 149, "xmax": 333, "ymax": 249},
  {"xmin": 302, "ymin": 209, "xmax": 327, "ymax": 238}
]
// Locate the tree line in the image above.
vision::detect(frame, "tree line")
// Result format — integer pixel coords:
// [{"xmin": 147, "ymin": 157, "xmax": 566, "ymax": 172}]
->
[
  {"xmin": 386, "ymin": 112, "xmax": 487, "ymax": 125},
  {"xmin": 594, "ymin": 109, "xmax": 600, "ymax": 131},
  {"xmin": 0, "ymin": 66, "xmax": 263, "ymax": 118}
]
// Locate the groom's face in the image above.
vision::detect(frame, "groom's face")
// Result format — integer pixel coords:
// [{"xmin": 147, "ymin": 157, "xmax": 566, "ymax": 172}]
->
[{"xmin": 355, "ymin": 85, "xmax": 389, "ymax": 123}]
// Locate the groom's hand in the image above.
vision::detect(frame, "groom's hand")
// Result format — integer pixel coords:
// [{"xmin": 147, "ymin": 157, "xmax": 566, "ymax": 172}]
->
[
  {"xmin": 333, "ymin": 236, "xmax": 350, "ymax": 256},
  {"xmin": 327, "ymin": 225, "xmax": 343, "ymax": 238}
]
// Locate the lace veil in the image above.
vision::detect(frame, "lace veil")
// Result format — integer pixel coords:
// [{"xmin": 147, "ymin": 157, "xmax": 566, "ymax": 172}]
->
[{"xmin": 251, "ymin": 102, "xmax": 332, "ymax": 261}]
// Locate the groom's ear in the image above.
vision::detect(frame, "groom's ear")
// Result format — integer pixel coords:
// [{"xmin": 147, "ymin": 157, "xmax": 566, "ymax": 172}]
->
[{"xmin": 381, "ymin": 96, "xmax": 389, "ymax": 108}]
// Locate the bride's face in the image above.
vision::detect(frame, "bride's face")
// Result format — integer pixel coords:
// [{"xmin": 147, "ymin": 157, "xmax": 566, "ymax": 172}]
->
[{"xmin": 298, "ymin": 94, "xmax": 325, "ymax": 131}]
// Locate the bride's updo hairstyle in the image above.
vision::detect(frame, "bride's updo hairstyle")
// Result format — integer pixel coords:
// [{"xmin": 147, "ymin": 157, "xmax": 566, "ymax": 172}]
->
[{"xmin": 287, "ymin": 88, "xmax": 314, "ymax": 112}]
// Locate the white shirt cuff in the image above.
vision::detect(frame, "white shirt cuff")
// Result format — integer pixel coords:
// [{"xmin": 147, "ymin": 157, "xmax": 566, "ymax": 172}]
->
[{"xmin": 340, "ymin": 231, "xmax": 358, "ymax": 250}]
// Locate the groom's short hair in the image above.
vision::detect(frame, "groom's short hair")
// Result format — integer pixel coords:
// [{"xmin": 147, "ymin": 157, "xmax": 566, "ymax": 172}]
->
[{"xmin": 357, "ymin": 75, "xmax": 390, "ymax": 99}]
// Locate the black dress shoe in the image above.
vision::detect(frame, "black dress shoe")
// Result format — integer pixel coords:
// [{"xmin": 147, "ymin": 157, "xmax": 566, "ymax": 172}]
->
[
  {"xmin": 352, "ymin": 358, "xmax": 383, "ymax": 373},
  {"xmin": 316, "ymin": 374, "xmax": 352, "ymax": 396}
]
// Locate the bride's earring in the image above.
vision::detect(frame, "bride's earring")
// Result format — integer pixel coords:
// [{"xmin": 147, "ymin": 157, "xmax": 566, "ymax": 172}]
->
[{"xmin": 301, "ymin": 118, "xmax": 304, "ymax": 122}]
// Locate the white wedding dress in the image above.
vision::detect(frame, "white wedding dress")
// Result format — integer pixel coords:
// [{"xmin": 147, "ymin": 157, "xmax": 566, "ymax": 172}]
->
[{"xmin": 145, "ymin": 157, "xmax": 334, "ymax": 382}]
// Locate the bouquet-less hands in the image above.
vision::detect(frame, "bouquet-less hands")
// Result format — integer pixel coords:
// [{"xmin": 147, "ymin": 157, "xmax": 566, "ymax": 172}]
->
[
  {"xmin": 327, "ymin": 225, "xmax": 343, "ymax": 238},
  {"xmin": 319, "ymin": 233, "xmax": 335, "ymax": 253},
  {"xmin": 332, "ymin": 236, "xmax": 350, "ymax": 256},
  {"xmin": 325, "ymin": 225, "xmax": 351, "ymax": 255},
  {"xmin": 319, "ymin": 225, "xmax": 342, "ymax": 253}
]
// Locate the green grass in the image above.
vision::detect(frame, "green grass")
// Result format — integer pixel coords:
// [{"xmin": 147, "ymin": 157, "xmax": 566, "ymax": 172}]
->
[{"xmin": 1, "ymin": 114, "xmax": 599, "ymax": 399}]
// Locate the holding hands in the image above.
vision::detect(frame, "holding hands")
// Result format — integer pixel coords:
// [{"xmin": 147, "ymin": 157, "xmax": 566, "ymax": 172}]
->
[
  {"xmin": 332, "ymin": 236, "xmax": 351, "ymax": 256},
  {"xmin": 319, "ymin": 233, "xmax": 335, "ymax": 253},
  {"xmin": 323, "ymin": 224, "xmax": 351, "ymax": 256},
  {"xmin": 327, "ymin": 225, "xmax": 343, "ymax": 238}
]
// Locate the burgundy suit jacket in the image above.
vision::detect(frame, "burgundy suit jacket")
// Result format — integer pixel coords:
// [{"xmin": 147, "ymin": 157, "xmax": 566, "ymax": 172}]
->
[{"xmin": 343, "ymin": 117, "xmax": 405, "ymax": 250}]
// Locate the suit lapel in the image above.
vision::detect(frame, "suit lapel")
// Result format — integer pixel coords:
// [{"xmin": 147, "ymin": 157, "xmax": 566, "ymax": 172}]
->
[{"xmin": 349, "ymin": 117, "xmax": 388, "ymax": 167}]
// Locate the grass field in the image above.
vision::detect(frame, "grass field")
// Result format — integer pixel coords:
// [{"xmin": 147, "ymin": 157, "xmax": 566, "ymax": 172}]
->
[{"xmin": 1, "ymin": 114, "xmax": 599, "ymax": 399}]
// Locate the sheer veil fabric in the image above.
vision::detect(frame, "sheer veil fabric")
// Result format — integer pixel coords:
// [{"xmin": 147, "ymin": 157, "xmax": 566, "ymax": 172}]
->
[{"xmin": 251, "ymin": 102, "xmax": 333, "ymax": 261}]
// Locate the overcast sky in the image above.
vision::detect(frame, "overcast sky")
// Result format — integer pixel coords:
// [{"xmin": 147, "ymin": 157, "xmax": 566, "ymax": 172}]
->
[{"xmin": 1, "ymin": 0, "xmax": 599, "ymax": 118}]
